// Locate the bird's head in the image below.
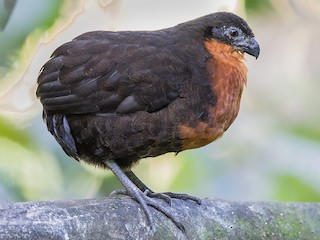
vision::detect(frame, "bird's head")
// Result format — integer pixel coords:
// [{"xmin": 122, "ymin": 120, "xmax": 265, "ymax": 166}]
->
[{"xmin": 203, "ymin": 12, "xmax": 260, "ymax": 59}]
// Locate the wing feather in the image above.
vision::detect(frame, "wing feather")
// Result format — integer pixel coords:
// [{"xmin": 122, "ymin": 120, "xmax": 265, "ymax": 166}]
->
[{"xmin": 37, "ymin": 31, "xmax": 188, "ymax": 115}]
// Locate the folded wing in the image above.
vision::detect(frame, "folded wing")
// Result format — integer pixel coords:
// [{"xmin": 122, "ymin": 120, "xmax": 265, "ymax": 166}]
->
[{"xmin": 37, "ymin": 31, "xmax": 190, "ymax": 115}]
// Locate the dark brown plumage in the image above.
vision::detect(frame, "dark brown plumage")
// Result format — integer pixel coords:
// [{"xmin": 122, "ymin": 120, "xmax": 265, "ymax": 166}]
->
[{"xmin": 36, "ymin": 12, "xmax": 259, "ymax": 231}]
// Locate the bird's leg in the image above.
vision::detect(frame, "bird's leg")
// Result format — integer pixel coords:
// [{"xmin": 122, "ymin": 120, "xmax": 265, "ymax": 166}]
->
[
  {"xmin": 124, "ymin": 170, "xmax": 149, "ymax": 191},
  {"xmin": 125, "ymin": 170, "xmax": 172, "ymax": 205},
  {"xmin": 109, "ymin": 169, "xmax": 151, "ymax": 198},
  {"xmin": 129, "ymin": 170, "xmax": 202, "ymax": 205},
  {"xmin": 110, "ymin": 170, "xmax": 172, "ymax": 204},
  {"xmin": 103, "ymin": 159, "xmax": 185, "ymax": 232},
  {"xmin": 114, "ymin": 170, "xmax": 202, "ymax": 206}
]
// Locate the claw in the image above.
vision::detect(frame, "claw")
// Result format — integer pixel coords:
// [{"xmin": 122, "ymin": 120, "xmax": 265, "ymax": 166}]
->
[
  {"xmin": 144, "ymin": 189, "xmax": 172, "ymax": 205},
  {"xmin": 110, "ymin": 189, "xmax": 127, "ymax": 197},
  {"xmin": 162, "ymin": 192, "xmax": 203, "ymax": 205},
  {"xmin": 141, "ymin": 195, "xmax": 186, "ymax": 232}
]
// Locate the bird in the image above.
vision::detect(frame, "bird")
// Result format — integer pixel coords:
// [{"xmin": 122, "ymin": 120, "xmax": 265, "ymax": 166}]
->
[{"xmin": 36, "ymin": 12, "xmax": 259, "ymax": 231}]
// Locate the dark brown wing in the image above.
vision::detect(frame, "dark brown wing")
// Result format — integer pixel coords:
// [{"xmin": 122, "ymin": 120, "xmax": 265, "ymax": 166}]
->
[{"xmin": 36, "ymin": 31, "xmax": 190, "ymax": 115}]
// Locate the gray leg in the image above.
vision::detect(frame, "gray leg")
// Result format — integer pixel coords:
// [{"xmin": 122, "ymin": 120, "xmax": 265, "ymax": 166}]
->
[
  {"xmin": 103, "ymin": 159, "xmax": 185, "ymax": 232},
  {"xmin": 124, "ymin": 170, "xmax": 202, "ymax": 205}
]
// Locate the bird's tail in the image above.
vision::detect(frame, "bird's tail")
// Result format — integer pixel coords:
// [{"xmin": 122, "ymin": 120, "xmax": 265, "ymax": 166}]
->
[{"xmin": 43, "ymin": 111, "xmax": 79, "ymax": 160}]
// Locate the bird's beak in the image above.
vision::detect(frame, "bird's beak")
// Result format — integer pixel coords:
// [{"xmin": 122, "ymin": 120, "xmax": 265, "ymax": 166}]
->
[{"xmin": 235, "ymin": 37, "xmax": 260, "ymax": 59}]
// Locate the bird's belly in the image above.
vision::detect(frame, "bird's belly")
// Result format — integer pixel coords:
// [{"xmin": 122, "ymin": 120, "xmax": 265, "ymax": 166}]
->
[
  {"xmin": 68, "ymin": 112, "xmax": 182, "ymax": 169},
  {"xmin": 179, "ymin": 121, "xmax": 224, "ymax": 150},
  {"xmin": 178, "ymin": 102, "xmax": 239, "ymax": 150}
]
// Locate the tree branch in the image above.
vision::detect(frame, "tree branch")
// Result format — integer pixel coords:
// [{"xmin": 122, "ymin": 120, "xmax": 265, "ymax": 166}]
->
[{"xmin": 0, "ymin": 197, "xmax": 319, "ymax": 239}]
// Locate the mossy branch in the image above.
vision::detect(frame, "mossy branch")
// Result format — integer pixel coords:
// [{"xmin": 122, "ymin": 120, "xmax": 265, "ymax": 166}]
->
[{"xmin": 0, "ymin": 197, "xmax": 319, "ymax": 239}]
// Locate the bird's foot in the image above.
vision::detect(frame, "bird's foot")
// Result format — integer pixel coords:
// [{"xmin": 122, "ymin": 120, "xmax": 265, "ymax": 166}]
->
[
  {"xmin": 143, "ymin": 189, "xmax": 172, "ymax": 205},
  {"xmin": 105, "ymin": 161, "xmax": 201, "ymax": 232},
  {"xmin": 143, "ymin": 189, "xmax": 202, "ymax": 206},
  {"xmin": 110, "ymin": 188, "xmax": 185, "ymax": 232},
  {"xmin": 110, "ymin": 189, "xmax": 128, "ymax": 197},
  {"xmin": 110, "ymin": 189, "xmax": 172, "ymax": 205},
  {"xmin": 111, "ymin": 189, "xmax": 201, "ymax": 206},
  {"xmin": 159, "ymin": 192, "xmax": 203, "ymax": 205},
  {"xmin": 140, "ymin": 194, "xmax": 186, "ymax": 232}
]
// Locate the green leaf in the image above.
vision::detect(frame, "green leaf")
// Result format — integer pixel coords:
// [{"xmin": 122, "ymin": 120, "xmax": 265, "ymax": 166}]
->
[
  {"xmin": 274, "ymin": 175, "xmax": 320, "ymax": 202},
  {"xmin": 0, "ymin": 137, "xmax": 63, "ymax": 201},
  {"xmin": 286, "ymin": 125, "xmax": 320, "ymax": 142},
  {"xmin": 245, "ymin": 0, "xmax": 273, "ymax": 13},
  {"xmin": 0, "ymin": 0, "xmax": 64, "ymax": 71},
  {"xmin": 0, "ymin": 116, "xmax": 33, "ymax": 148}
]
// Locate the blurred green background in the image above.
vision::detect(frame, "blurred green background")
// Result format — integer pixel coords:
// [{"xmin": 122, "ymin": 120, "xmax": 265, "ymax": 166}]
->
[{"xmin": 1, "ymin": 0, "xmax": 319, "ymax": 204}]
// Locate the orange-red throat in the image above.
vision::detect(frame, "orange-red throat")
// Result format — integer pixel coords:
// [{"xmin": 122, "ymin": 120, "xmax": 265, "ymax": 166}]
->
[{"xmin": 179, "ymin": 39, "xmax": 248, "ymax": 150}]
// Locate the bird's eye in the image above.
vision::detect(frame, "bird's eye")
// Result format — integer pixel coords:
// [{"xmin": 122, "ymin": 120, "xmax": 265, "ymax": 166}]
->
[{"xmin": 229, "ymin": 29, "xmax": 239, "ymax": 38}]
